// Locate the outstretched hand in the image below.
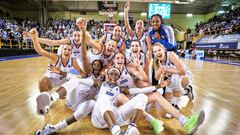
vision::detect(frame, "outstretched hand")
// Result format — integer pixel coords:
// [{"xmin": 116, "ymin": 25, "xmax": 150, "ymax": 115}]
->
[
  {"xmin": 48, "ymin": 65, "xmax": 61, "ymax": 74},
  {"xmin": 76, "ymin": 18, "xmax": 87, "ymax": 31},
  {"xmin": 124, "ymin": 0, "xmax": 130, "ymax": 13},
  {"xmin": 23, "ymin": 28, "xmax": 38, "ymax": 40}
]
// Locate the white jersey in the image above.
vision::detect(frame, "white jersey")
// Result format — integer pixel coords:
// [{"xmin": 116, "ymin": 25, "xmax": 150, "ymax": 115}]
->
[
  {"xmin": 87, "ymin": 47, "xmax": 115, "ymax": 66},
  {"xmin": 89, "ymin": 73, "xmax": 105, "ymax": 81},
  {"xmin": 44, "ymin": 55, "xmax": 73, "ymax": 86},
  {"xmin": 95, "ymin": 82, "xmax": 120, "ymax": 104},
  {"xmin": 57, "ymin": 37, "xmax": 83, "ymax": 60},
  {"xmin": 69, "ymin": 37, "xmax": 83, "ymax": 60},
  {"xmin": 116, "ymin": 66, "xmax": 136, "ymax": 88},
  {"xmin": 158, "ymin": 52, "xmax": 176, "ymax": 69},
  {"xmin": 130, "ymin": 32, "xmax": 148, "ymax": 53},
  {"xmin": 104, "ymin": 32, "xmax": 124, "ymax": 53},
  {"xmin": 126, "ymin": 52, "xmax": 146, "ymax": 69}
]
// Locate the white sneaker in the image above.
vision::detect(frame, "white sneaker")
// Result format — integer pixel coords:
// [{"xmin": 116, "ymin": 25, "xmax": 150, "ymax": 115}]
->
[
  {"xmin": 125, "ymin": 126, "xmax": 139, "ymax": 135},
  {"xmin": 35, "ymin": 124, "xmax": 56, "ymax": 135},
  {"xmin": 36, "ymin": 92, "xmax": 51, "ymax": 115}
]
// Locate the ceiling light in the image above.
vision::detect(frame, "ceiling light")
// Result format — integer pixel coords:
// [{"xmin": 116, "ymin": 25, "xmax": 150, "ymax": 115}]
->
[{"xmin": 186, "ymin": 13, "xmax": 193, "ymax": 17}]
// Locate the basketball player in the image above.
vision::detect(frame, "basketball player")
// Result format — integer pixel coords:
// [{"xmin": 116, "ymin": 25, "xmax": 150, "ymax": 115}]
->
[
  {"xmin": 153, "ymin": 42, "xmax": 194, "ymax": 114},
  {"xmin": 35, "ymin": 60, "xmax": 104, "ymax": 135},
  {"xmin": 125, "ymin": 40, "xmax": 151, "ymax": 87},
  {"xmin": 84, "ymin": 30, "xmax": 117, "ymax": 68},
  {"xmin": 113, "ymin": 52, "xmax": 205, "ymax": 134},
  {"xmin": 146, "ymin": 14, "xmax": 176, "ymax": 53},
  {"xmin": 23, "ymin": 29, "xmax": 85, "ymax": 93},
  {"xmin": 99, "ymin": 25, "xmax": 126, "ymax": 53},
  {"xmin": 146, "ymin": 14, "xmax": 177, "ymax": 86},
  {"xmin": 37, "ymin": 18, "xmax": 90, "ymax": 74},
  {"xmin": 91, "ymin": 67, "xmax": 155, "ymax": 135},
  {"xmin": 124, "ymin": 0, "xmax": 150, "ymax": 54},
  {"xmin": 35, "ymin": 66, "xmax": 164, "ymax": 135}
]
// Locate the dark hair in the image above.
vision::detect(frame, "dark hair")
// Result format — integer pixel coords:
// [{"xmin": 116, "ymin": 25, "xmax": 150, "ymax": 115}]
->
[
  {"xmin": 130, "ymin": 39, "xmax": 141, "ymax": 47},
  {"xmin": 151, "ymin": 14, "xmax": 164, "ymax": 24},
  {"xmin": 92, "ymin": 59, "xmax": 103, "ymax": 70}
]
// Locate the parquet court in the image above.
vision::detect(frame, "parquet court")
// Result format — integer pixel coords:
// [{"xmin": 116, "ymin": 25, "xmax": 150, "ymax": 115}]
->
[{"xmin": 0, "ymin": 56, "xmax": 239, "ymax": 135}]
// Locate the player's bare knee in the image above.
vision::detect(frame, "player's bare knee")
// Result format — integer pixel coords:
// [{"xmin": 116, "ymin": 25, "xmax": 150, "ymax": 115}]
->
[
  {"xmin": 56, "ymin": 86, "xmax": 67, "ymax": 99},
  {"xmin": 117, "ymin": 93, "xmax": 129, "ymax": 105},
  {"xmin": 39, "ymin": 77, "xmax": 52, "ymax": 92},
  {"xmin": 151, "ymin": 92, "xmax": 162, "ymax": 100},
  {"xmin": 164, "ymin": 92, "xmax": 174, "ymax": 100}
]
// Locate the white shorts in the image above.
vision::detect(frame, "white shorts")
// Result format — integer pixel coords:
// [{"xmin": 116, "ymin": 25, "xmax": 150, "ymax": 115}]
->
[
  {"xmin": 91, "ymin": 94, "xmax": 148, "ymax": 129},
  {"xmin": 62, "ymin": 78, "xmax": 95, "ymax": 111},
  {"xmin": 44, "ymin": 71, "xmax": 68, "ymax": 87}
]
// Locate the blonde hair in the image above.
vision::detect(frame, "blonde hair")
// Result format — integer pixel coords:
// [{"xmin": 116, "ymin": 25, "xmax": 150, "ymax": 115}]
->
[
  {"xmin": 153, "ymin": 42, "xmax": 166, "ymax": 51},
  {"xmin": 152, "ymin": 42, "xmax": 166, "ymax": 70}
]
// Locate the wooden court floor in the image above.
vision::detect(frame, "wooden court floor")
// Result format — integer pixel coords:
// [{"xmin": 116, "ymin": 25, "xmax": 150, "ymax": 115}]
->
[{"xmin": 0, "ymin": 56, "xmax": 240, "ymax": 135}]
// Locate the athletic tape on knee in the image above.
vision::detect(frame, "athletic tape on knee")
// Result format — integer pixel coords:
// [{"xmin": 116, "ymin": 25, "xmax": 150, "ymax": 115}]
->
[{"xmin": 128, "ymin": 86, "xmax": 157, "ymax": 95}]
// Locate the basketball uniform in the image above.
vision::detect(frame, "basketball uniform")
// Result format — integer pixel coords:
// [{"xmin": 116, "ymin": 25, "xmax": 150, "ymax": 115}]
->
[
  {"xmin": 44, "ymin": 55, "xmax": 72, "ymax": 87},
  {"xmin": 129, "ymin": 32, "xmax": 148, "ymax": 54}
]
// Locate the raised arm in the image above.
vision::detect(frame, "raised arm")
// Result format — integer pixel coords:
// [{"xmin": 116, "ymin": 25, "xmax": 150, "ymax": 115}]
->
[
  {"xmin": 76, "ymin": 18, "xmax": 92, "ymax": 75},
  {"xmin": 38, "ymin": 38, "xmax": 70, "ymax": 46},
  {"xmin": 124, "ymin": 0, "xmax": 134, "ymax": 37},
  {"xmin": 98, "ymin": 34, "xmax": 107, "ymax": 46},
  {"xmin": 72, "ymin": 58, "xmax": 87, "ymax": 78},
  {"xmin": 85, "ymin": 31, "xmax": 103, "ymax": 52},
  {"xmin": 24, "ymin": 29, "xmax": 58, "ymax": 62},
  {"xmin": 146, "ymin": 34, "xmax": 153, "ymax": 58},
  {"xmin": 76, "ymin": 18, "xmax": 103, "ymax": 52}
]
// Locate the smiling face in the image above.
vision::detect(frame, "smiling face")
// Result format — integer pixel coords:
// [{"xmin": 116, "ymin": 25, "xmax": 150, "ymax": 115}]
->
[
  {"xmin": 107, "ymin": 67, "xmax": 120, "ymax": 84},
  {"xmin": 113, "ymin": 53, "xmax": 125, "ymax": 68},
  {"xmin": 104, "ymin": 40, "xmax": 117, "ymax": 56},
  {"xmin": 151, "ymin": 16, "xmax": 162, "ymax": 30},
  {"xmin": 135, "ymin": 20, "xmax": 144, "ymax": 32},
  {"xmin": 113, "ymin": 26, "xmax": 122, "ymax": 39},
  {"xmin": 130, "ymin": 41, "xmax": 141, "ymax": 54},
  {"xmin": 92, "ymin": 60, "xmax": 103, "ymax": 72},
  {"xmin": 72, "ymin": 31, "xmax": 81, "ymax": 43},
  {"xmin": 61, "ymin": 45, "xmax": 72, "ymax": 59},
  {"xmin": 153, "ymin": 43, "xmax": 166, "ymax": 61}
]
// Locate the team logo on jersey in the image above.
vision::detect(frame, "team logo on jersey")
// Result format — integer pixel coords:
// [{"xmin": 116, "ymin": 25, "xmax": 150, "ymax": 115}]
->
[
  {"xmin": 161, "ymin": 35, "xmax": 165, "ymax": 39},
  {"xmin": 106, "ymin": 91, "xmax": 115, "ymax": 96},
  {"xmin": 120, "ymin": 79, "xmax": 128, "ymax": 84}
]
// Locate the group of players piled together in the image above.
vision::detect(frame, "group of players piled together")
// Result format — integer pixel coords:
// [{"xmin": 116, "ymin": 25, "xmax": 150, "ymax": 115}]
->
[{"xmin": 24, "ymin": 1, "xmax": 205, "ymax": 135}]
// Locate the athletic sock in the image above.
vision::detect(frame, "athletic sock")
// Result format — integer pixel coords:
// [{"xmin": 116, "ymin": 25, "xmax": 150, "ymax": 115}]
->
[
  {"xmin": 54, "ymin": 120, "xmax": 68, "ymax": 130},
  {"xmin": 51, "ymin": 92, "xmax": 60, "ymax": 102},
  {"xmin": 145, "ymin": 113, "xmax": 155, "ymax": 122},
  {"xmin": 178, "ymin": 115, "xmax": 187, "ymax": 125},
  {"xmin": 110, "ymin": 124, "xmax": 121, "ymax": 135}
]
